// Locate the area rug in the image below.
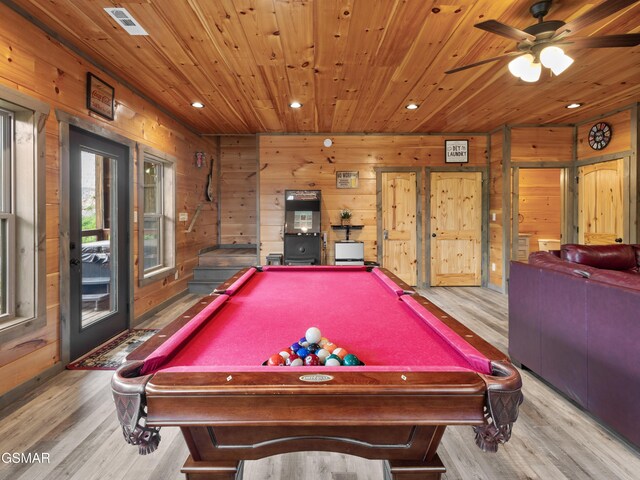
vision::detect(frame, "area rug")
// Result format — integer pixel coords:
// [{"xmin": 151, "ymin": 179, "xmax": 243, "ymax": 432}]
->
[{"xmin": 66, "ymin": 329, "xmax": 158, "ymax": 370}]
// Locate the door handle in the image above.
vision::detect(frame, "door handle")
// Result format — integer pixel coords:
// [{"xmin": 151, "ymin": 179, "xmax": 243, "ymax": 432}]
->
[
  {"xmin": 432, "ymin": 233, "xmax": 436, "ymax": 238},
  {"xmin": 615, "ymin": 238, "xmax": 623, "ymax": 243},
  {"xmin": 383, "ymin": 229, "xmax": 388, "ymax": 240},
  {"xmin": 70, "ymin": 258, "xmax": 80, "ymax": 266}
]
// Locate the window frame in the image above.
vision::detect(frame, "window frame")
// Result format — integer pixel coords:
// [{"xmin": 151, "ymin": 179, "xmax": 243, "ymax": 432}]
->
[
  {"xmin": 137, "ymin": 144, "xmax": 176, "ymax": 286},
  {"xmin": 0, "ymin": 109, "xmax": 15, "ymax": 321},
  {"xmin": 0, "ymin": 85, "xmax": 49, "ymax": 340}
]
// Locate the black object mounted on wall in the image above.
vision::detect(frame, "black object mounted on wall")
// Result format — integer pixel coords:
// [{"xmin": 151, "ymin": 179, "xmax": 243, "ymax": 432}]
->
[{"xmin": 283, "ymin": 190, "xmax": 322, "ymax": 265}]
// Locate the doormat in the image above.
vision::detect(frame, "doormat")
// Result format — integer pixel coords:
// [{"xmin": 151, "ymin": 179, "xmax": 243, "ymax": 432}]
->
[{"xmin": 66, "ymin": 329, "xmax": 158, "ymax": 370}]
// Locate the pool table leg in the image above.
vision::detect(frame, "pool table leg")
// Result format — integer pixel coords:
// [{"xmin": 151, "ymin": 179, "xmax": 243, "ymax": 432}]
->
[
  {"xmin": 182, "ymin": 456, "xmax": 244, "ymax": 480},
  {"xmin": 383, "ymin": 456, "xmax": 446, "ymax": 480}
]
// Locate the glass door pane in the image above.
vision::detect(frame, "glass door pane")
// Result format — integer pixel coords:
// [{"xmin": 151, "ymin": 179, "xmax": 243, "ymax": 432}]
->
[{"xmin": 80, "ymin": 151, "xmax": 117, "ymax": 327}]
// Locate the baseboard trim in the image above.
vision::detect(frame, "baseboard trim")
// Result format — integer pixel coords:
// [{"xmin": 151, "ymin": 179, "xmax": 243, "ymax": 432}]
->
[
  {"xmin": 132, "ymin": 288, "xmax": 189, "ymax": 327},
  {"xmin": 0, "ymin": 362, "xmax": 66, "ymax": 413}
]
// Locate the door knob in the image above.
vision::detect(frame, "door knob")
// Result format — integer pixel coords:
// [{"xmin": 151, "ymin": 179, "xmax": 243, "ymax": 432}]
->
[
  {"xmin": 615, "ymin": 238, "xmax": 623, "ymax": 243},
  {"xmin": 432, "ymin": 233, "xmax": 436, "ymax": 238},
  {"xmin": 70, "ymin": 258, "xmax": 80, "ymax": 266}
]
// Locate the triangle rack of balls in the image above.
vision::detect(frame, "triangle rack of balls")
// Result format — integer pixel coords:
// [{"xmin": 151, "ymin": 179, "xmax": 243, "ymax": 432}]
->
[{"xmin": 266, "ymin": 327, "xmax": 362, "ymax": 366}]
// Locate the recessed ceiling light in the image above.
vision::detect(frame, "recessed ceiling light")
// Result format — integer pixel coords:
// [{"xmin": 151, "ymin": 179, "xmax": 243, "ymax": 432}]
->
[
  {"xmin": 289, "ymin": 101, "xmax": 302, "ymax": 109},
  {"xmin": 405, "ymin": 103, "xmax": 419, "ymax": 110},
  {"xmin": 191, "ymin": 102, "xmax": 204, "ymax": 108},
  {"xmin": 565, "ymin": 103, "xmax": 583, "ymax": 109}
]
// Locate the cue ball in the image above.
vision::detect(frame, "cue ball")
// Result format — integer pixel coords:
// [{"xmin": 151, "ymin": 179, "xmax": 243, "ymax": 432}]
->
[{"xmin": 305, "ymin": 327, "xmax": 322, "ymax": 344}]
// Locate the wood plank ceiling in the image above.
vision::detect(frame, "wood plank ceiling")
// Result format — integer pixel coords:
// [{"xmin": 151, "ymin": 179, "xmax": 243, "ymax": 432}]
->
[{"xmin": 9, "ymin": 0, "xmax": 640, "ymax": 134}]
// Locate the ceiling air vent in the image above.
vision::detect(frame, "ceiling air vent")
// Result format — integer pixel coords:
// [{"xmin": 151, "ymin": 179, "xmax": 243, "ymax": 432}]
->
[{"xmin": 104, "ymin": 8, "xmax": 148, "ymax": 36}]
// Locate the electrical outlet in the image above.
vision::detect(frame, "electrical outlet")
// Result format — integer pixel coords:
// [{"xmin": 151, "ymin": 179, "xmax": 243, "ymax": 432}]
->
[
  {"xmin": 179, "ymin": 212, "xmax": 188, "ymax": 222},
  {"xmin": 133, "ymin": 211, "xmax": 138, "ymax": 223},
  {"xmin": 491, "ymin": 212, "xmax": 496, "ymax": 222},
  {"xmin": 174, "ymin": 270, "xmax": 179, "ymax": 280},
  {"xmin": 491, "ymin": 262, "xmax": 496, "ymax": 272}
]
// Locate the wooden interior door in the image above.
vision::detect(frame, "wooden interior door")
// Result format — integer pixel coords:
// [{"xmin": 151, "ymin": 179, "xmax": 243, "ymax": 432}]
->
[
  {"xmin": 578, "ymin": 159, "xmax": 624, "ymax": 245},
  {"xmin": 381, "ymin": 172, "xmax": 417, "ymax": 286},
  {"xmin": 430, "ymin": 172, "xmax": 482, "ymax": 286}
]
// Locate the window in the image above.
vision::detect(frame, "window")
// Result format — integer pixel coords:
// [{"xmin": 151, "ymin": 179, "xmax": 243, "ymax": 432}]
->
[
  {"xmin": 0, "ymin": 87, "xmax": 48, "ymax": 337},
  {"xmin": 143, "ymin": 159, "xmax": 164, "ymax": 271},
  {"xmin": 138, "ymin": 146, "xmax": 175, "ymax": 285}
]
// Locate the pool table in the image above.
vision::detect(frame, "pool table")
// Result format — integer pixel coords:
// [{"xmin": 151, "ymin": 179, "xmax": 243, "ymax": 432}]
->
[{"xmin": 112, "ymin": 266, "xmax": 522, "ymax": 480}]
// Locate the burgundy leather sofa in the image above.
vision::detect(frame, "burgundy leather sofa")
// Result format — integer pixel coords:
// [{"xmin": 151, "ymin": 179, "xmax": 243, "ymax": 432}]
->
[{"xmin": 509, "ymin": 244, "xmax": 640, "ymax": 448}]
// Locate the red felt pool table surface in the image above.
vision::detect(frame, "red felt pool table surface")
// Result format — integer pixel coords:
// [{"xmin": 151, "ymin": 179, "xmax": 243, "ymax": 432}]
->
[{"xmin": 142, "ymin": 266, "xmax": 491, "ymax": 374}]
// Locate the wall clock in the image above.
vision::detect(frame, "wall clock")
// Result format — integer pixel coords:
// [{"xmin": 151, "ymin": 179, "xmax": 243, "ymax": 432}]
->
[{"xmin": 588, "ymin": 122, "xmax": 612, "ymax": 151}]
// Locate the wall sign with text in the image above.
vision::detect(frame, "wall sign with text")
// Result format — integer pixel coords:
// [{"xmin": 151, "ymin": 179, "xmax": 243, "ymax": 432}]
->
[
  {"xmin": 86, "ymin": 73, "xmax": 115, "ymax": 120},
  {"xmin": 336, "ymin": 171, "xmax": 359, "ymax": 189},
  {"xmin": 445, "ymin": 140, "xmax": 469, "ymax": 163}
]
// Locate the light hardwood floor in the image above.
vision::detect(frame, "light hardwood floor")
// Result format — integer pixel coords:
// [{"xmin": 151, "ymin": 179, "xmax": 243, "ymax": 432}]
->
[{"xmin": 1, "ymin": 288, "xmax": 639, "ymax": 480}]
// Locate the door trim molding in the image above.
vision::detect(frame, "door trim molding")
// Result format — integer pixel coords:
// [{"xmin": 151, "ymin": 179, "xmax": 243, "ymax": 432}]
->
[
  {"xmin": 56, "ymin": 110, "xmax": 135, "ymax": 365},
  {"xmin": 375, "ymin": 167, "xmax": 422, "ymax": 288}
]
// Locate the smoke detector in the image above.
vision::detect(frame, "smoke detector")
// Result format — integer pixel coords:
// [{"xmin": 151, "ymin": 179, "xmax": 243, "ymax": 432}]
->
[{"xmin": 104, "ymin": 8, "xmax": 148, "ymax": 36}]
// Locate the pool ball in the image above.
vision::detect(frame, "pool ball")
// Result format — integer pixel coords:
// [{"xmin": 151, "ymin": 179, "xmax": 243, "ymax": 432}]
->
[
  {"xmin": 324, "ymin": 354, "xmax": 342, "ymax": 366},
  {"xmin": 299, "ymin": 337, "xmax": 309, "ymax": 347},
  {"xmin": 268, "ymin": 354, "xmax": 285, "ymax": 366},
  {"xmin": 324, "ymin": 342, "xmax": 337, "ymax": 353},
  {"xmin": 304, "ymin": 354, "xmax": 320, "ymax": 366},
  {"xmin": 316, "ymin": 348, "xmax": 330, "ymax": 364},
  {"xmin": 279, "ymin": 349, "xmax": 291, "ymax": 360},
  {"xmin": 305, "ymin": 327, "xmax": 322, "ymax": 344},
  {"xmin": 333, "ymin": 348, "xmax": 348, "ymax": 360},
  {"xmin": 296, "ymin": 347, "xmax": 309, "ymax": 359},
  {"xmin": 286, "ymin": 354, "xmax": 303, "ymax": 366},
  {"xmin": 291, "ymin": 343, "xmax": 301, "ymax": 353},
  {"xmin": 307, "ymin": 343, "xmax": 319, "ymax": 353},
  {"xmin": 342, "ymin": 354, "xmax": 360, "ymax": 366},
  {"xmin": 319, "ymin": 337, "xmax": 329, "ymax": 347}
]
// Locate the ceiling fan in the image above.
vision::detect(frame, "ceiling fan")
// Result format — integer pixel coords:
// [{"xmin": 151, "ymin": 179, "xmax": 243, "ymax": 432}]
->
[{"xmin": 445, "ymin": 0, "xmax": 640, "ymax": 81}]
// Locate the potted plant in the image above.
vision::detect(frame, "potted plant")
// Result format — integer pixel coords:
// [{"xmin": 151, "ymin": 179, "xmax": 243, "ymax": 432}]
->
[{"xmin": 340, "ymin": 208, "xmax": 352, "ymax": 226}]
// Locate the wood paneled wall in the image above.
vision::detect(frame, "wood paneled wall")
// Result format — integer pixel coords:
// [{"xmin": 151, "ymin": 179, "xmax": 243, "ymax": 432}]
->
[
  {"xmin": 511, "ymin": 127, "xmax": 573, "ymax": 163},
  {"xmin": 0, "ymin": 4, "xmax": 217, "ymax": 396},
  {"xmin": 489, "ymin": 130, "xmax": 504, "ymax": 290},
  {"xmin": 258, "ymin": 135, "xmax": 488, "ymax": 266},
  {"xmin": 577, "ymin": 110, "xmax": 632, "ymax": 161},
  {"xmin": 518, "ymin": 168, "xmax": 562, "ymax": 253},
  {"xmin": 220, "ymin": 136, "xmax": 257, "ymax": 245}
]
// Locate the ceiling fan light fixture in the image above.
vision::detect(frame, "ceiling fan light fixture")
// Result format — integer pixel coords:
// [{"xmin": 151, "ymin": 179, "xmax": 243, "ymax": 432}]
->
[
  {"xmin": 508, "ymin": 54, "xmax": 534, "ymax": 79},
  {"xmin": 520, "ymin": 61, "xmax": 542, "ymax": 82},
  {"xmin": 540, "ymin": 46, "xmax": 574, "ymax": 75}
]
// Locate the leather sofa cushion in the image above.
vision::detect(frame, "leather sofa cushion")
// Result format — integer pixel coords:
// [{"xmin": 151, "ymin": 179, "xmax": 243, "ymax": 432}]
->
[{"xmin": 562, "ymin": 244, "xmax": 637, "ymax": 271}]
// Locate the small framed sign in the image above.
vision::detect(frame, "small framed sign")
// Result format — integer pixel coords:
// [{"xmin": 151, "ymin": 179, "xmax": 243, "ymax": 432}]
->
[
  {"xmin": 445, "ymin": 140, "xmax": 469, "ymax": 163},
  {"xmin": 336, "ymin": 171, "xmax": 359, "ymax": 189},
  {"xmin": 86, "ymin": 73, "xmax": 115, "ymax": 120}
]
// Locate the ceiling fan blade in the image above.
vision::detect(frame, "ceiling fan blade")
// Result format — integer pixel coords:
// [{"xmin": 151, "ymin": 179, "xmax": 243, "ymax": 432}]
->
[
  {"xmin": 445, "ymin": 52, "xmax": 522, "ymax": 74},
  {"xmin": 560, "ymin": 33, "xmax": 640, "ymax": 49},
  {"xmin": 557, "ymin": 0, "xmax": 639, "ymax": 36},
  {"xmin": 475, "ymin": 20, "xmax": 536, "ymax": 42}
]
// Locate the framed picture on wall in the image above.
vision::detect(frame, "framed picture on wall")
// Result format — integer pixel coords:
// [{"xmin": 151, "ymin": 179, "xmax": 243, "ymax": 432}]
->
[
  {"xmin": 86, "ymin": 73, "xmax": 115, "ymax": 120},
  {"xmin": 445, "ymin": 140, "xmax": 469, "ymax": 163}
]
